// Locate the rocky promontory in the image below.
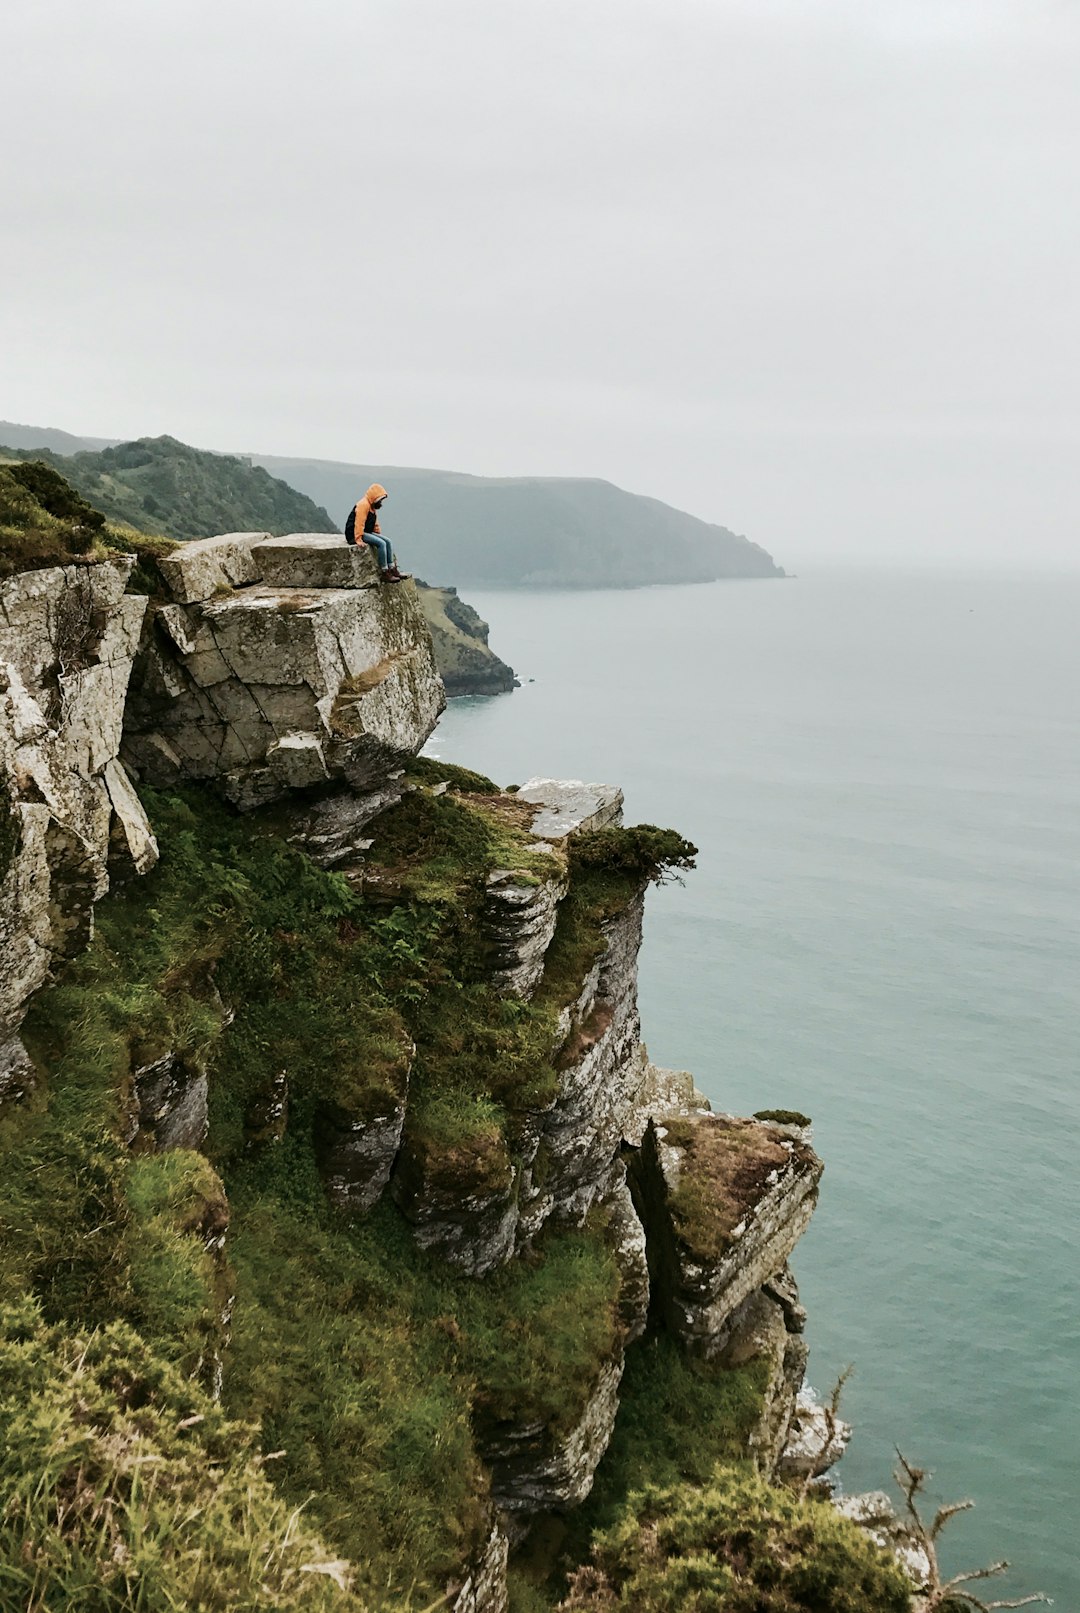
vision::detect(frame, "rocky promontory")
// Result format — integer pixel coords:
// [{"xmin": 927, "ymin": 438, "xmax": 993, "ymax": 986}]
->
[{"xmin": 0, "ymin": 512, "xmax": 915, "ymax": 1613}]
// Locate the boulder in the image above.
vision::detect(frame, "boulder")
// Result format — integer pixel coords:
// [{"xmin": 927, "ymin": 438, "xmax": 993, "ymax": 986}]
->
[
  {"xmin": 250, "ymin": 534, "xmax": 382, "ymax": 590},
  {"xmin": 157, "ymin": 533, "xmax": 268, "ymax": 604},
  {"xmin": 123, "ymin": 576, "xmax": 444, "ymax": 810}
]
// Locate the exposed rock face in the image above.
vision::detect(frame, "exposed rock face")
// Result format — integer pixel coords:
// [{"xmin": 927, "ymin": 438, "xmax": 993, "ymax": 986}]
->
[
  {"xmin": 485, "ymin": 1359, "xmax": 623, "ymax": 1517},
  {"xmin": 484, "ymin": 852, "xmax": 567, "ymax": 999},
  {"xmin": 631, "ymin": 1112, "xmax": 823, "ymax": 1362},
  {"xmin": 317, "ymin": 1081, "xmax": 411, "ymax": 1214},
  {"xmin": 122, "ymin": 533, "xmax": 444, "ymax": 811},
  {"xmin": 131, "ymin": 1051, "xmax": 210, "ymax": 1152},
  {"xmin": 391, "ymin": 1130, "xmax": 519, "ymax": 1277},
  {"xmin": 779, "ymin": 1384, "xmax": 853, "ymax": 1481},
  {"xmin": 285, "ymin": 779, "xmax": 407, "ymax": 867},
  {"xmin": 450, "ymin": 1520, "xmax": 510, "ymax": 1613},
  {"xmin": 0, "ymin": 557, "xmax": 152, "ymax": 1102}
]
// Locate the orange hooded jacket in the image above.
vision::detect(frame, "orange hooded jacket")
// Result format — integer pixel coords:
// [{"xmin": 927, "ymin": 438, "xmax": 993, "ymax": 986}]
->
[{"xmin": 349, "ymin": 483, "xmax": 388, "ymax": 541}]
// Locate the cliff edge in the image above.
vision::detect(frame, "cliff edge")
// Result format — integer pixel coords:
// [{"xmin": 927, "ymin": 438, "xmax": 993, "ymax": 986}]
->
[{"xmin": 0, "ymin": 525, "xmax": 911, "ymax": 1613}]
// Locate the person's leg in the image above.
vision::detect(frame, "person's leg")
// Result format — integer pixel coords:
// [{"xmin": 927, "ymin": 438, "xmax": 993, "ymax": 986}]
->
[{"xmin": 364, "ymin": 534, "xmax": 391, "ymax": 570}]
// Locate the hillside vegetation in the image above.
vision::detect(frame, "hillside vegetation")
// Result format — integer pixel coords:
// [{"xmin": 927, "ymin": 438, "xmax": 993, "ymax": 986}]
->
[{"xmin": 1, "ymin": 436, "xmax": 336, "ymax": 542}]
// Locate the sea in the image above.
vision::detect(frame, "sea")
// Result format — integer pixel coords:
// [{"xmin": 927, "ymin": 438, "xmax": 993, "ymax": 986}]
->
[{"xmin": 425, "ymin": 568, "xmax": 1080, "ymax": 1609}]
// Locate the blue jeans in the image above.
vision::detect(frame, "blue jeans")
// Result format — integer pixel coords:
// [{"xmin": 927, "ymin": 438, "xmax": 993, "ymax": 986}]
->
[{"xmin": 363, "ymin": 534, "xmax": 394, "ymax": 570}]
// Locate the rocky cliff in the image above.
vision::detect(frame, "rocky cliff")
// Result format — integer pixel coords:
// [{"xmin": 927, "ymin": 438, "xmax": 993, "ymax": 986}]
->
[{"xmin": 0, "ymin": 530, "xmax": 911, "ymax": 1613}]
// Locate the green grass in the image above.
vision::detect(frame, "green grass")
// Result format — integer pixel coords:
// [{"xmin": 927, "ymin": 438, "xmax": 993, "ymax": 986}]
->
[
  {"xmin": 221, "ymin": 1176, "xmax": 622, "ymax": 1605},
  {"xmin": 0, "ymin": 1298, "xmax": 359, "ymax": 1613},
  {"xmin": 0, "ymin": 458, "xmax": 177, "ymax": 582}
]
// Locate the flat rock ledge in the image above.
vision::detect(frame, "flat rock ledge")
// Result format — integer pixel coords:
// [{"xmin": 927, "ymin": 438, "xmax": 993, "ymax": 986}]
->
[{"xmin": 516, "ymin": 778, "xmax": 624, "ymax": 841}]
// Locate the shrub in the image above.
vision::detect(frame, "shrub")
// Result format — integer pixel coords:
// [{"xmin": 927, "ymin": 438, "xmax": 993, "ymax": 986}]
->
[
  {"xmin": 570, "ymin": 826, "xmax": 698, "ymax": 885},
  {"xmin": 560, "ymin": 1464, "xmax": 911, "ymax": 1612}
]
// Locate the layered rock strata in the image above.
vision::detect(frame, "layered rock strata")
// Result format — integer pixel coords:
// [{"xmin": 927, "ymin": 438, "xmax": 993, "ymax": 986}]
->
[{"xmin": 0, "ymin": 556, "xmax": 154, "ymax": 1101}]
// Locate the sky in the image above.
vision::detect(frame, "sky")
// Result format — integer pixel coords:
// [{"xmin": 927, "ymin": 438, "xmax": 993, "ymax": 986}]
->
[{"xmin": 3, "ymin": 0, "xmax": 1078, "ymax": 569}]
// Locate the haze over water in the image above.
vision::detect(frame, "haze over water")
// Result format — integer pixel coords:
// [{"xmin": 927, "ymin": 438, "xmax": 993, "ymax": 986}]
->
[{"xmin": 428, "ymin": 568, "xmax": 1080, "ymax": 1609}]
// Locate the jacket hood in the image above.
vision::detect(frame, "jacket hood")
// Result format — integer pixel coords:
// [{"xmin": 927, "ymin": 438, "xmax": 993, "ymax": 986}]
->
[{"xmin": 365, "ymin": 483, "xmax": 388, "ymax": 504}]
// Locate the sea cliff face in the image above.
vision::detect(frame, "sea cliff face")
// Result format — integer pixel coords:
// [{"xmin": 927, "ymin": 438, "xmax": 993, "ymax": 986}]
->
[{"xmin": 0, "ymin": 532, "xmax": 907, "ymax": 1613}]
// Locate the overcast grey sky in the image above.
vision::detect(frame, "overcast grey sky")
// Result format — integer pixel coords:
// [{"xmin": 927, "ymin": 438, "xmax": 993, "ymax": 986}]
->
[{"xmin": 4, "ymin": 0, "xmax": 1078, "ymax": 568}]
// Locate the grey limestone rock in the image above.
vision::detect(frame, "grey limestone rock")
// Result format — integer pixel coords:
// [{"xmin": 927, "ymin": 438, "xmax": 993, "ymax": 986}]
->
[
  {"xmin": 605, "ymin": 1173, "xmax": 651, "ymax": 1344},
  {"xmin": 516, "ymin": 777, "xmax": 624, "ymax": 840},
  {"xmin": 317, "ymin": 1089, "xmax": 410, "ymax": 1214},
  {"xmin": 449, "ymin": 1519, "xmax": 510, "ymax": 1613},
  {"xmin": 157, "ymin": 532, "xmax": 268, "ymax": 604},
  {"xmin": 251, "ymin": 533, "xmax": 382, "ymax": 590},
  {"xmin": 131, "ymin": 1052, "xmax": 209, "ymax": 1152},
  {"xmin": 104, "ymin": 757, "xmax": 159, "ymax": 880},
  {"xmin": 484, "ymin": 1359, "xmax": 623, "ymax": 1516},
  {"xmin": 391, "ymin": 1135, "xmax": 519, "ymax": 1277},
  {"xmin": 622, "ymin": 1062, "xmax": 711, "ymax": 1148},
  {"xmin": 285, "ymin": 780, "xmax": 406, "ymax": 867},
  {"xmin": 832, "ymin": 1493, "xmax": 932, "ymax": 1590},
  {"xmin": 123, "ymin": 570, "xmax": 444, "ymax": 810},
  {"xmin": 778, "ymin": 1384, "xmax": 852, "ymax": 1481},
  {"xmin": 483, "ymin": 851, "xmax": 568, "ymax": 999},
  {"xmin": 721, "ymin": 1287, "xmax": 810, "ymax": 1476}
]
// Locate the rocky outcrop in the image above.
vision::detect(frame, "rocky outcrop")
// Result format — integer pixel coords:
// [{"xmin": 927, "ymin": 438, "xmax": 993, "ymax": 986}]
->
[
  {"xmin": 450, "ymin": 1520, "xmax": 510, "ymax": 1613},
  {"xmin": 516, "ymin": 778, "xmax": 624, "ymax": 840},
  {"xmin": 485, "ymin": 1359, "xmax": 623, "ymax": 1517},
  {"xmin": 0, "ymin": 557, "xmax": 153, "ymax": 1102},
  {"xmin": 316, "ymin": 1076, "xmax": 411, "ymax": 1214},
  {"xmin": 484, "ymin": 853, "xmax": 568, "ymax": 999},
  {"xmin": 122, "ymin": 533, "xmax": 444, "ymax": 812},
  {"xmin": 415, "ymin": 581, "xmax": 517, "ymax": 697},
  {"xmin": 631, "ymin": 1111, "xmax": 822, "ymax": 1363}
]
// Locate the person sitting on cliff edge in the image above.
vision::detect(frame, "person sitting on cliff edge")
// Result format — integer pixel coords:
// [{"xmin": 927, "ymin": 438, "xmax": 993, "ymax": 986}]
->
[{"xmin": 344, "ymin": 483, "xmax": 409, "ymax": 582}]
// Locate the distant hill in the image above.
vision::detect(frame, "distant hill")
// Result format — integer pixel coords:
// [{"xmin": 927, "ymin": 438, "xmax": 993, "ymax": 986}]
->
[
  {"xmin": 0, "ymin": 422, "xmax": 784, "ymax": 585},
  {"xmin": 0, "ymin": 436, "xmax": 335, "ymax": 542},
  {"xmin": 0, "ymin": 420, "xmax": 116, "ymax": 455},
  {"xmin": 256, "ymin": 456, "xmax": 783, "ymax": 587}
]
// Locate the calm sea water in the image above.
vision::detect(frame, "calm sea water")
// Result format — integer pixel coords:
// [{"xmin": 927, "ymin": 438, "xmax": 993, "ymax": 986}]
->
[{"xmin": 426, "ymin": 569, "xmax": 1080, "ymax": 1608}]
